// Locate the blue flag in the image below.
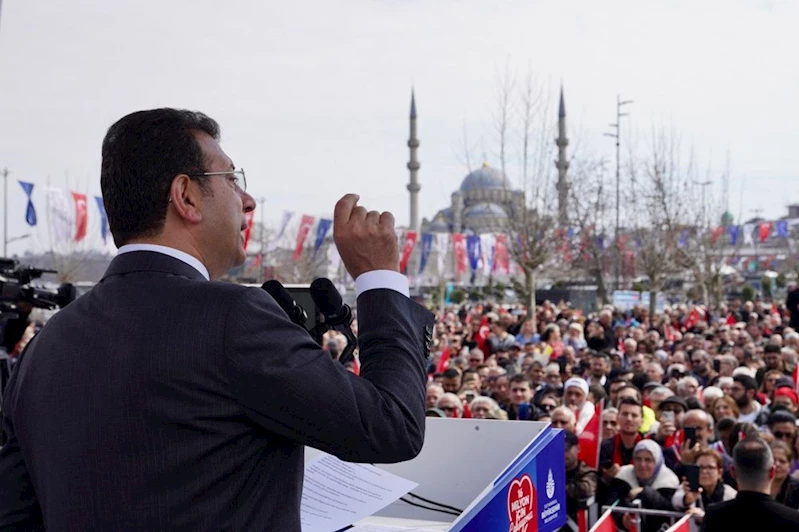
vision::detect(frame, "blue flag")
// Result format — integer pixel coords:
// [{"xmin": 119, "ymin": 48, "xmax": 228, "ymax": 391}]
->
[
  {"xmin": 466, "ymin": 234, "xmax": 481, "ymax": 272},
  {"xmin": 94, "ymin": 196, "xmax": 109, "ymax": 243},
  {"xmin": 777, "ymin": 220, "xmax": 789, "ymax": 238},
  {"xmin": 418, "ymin": 232, "xmax": 434, "ymax": 274},
  {"xmin": 18, "ymin": 181, "xmax": 37, "ymax": 226},
  {"xmin": 313, "ymin": 218, "xmax": 332, "ymax": 256},
  {"xmin": 728, "ymin": 225, "xmax": 740, "ymax": 246},
  {"xmin": 678, "ymin": 230, "xmax": 689, "ymax": 248}
]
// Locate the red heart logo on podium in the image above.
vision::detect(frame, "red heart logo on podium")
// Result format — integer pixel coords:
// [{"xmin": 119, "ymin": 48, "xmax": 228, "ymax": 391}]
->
[{"xmin": 506, "ymin": 473, "xmax": 537, "ymax": 532}]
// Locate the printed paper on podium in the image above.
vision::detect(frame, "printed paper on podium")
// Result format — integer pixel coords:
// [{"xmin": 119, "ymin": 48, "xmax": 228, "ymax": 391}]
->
[{"xmin": 300, "ymin": 452, "xmax": 419, "ymax": 532}]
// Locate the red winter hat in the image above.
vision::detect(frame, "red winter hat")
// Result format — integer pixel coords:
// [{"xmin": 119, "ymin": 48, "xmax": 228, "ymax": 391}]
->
[{"xmin": 774, "ymin": 387, "xmax": 799, "ymax": 405}]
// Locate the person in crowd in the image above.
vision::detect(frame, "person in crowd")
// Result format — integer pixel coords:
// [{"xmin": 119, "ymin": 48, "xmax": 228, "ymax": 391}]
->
[
  {"xmin": 601, "ymin": 407, "xmax": 620, "ymax": 441},
  {"xmin": 769, "ymin": 440, "xmax": 799, "ymax": 509},
  {"xmin": 702, "ymin": 437, "xmax": 799, "ymax": 531},
  {"xmin": 470, "ymin": 396, "xmax": 506, "ymax": 420},
  {"xmin": 563, "ymin": 377, "xmax": 595, "ymax": 433},
  {"xmin": 730, "ymin": 374, "xmax": 763, "ymax": 424},
  {"xmin": 563, "ymin": 430, "xmax": 597, "ymax": 527},
  {"xmin": 711, "ymin": 396, "xmax": 739, "ymax": 423},
  {"xmin": 435, "ymin": 393, "xmax": 464, "ymax": 419},
  {"xmin": 671, "ymin": 449, "xmax": 736, "ymax": 515},
  {"xmin": 550, "ymin": 406, "xmax": 577, "ymax": 433},
  {"xmin": 607, "ymin": 440, "xmax": 680, "ymax": 532},
  {"xmin": 426, "ymin": 383, "xmax": 444, "ymax": 409}
]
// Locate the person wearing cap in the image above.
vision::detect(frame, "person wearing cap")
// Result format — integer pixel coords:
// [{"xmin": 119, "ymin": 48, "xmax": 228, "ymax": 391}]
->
[
  {"xmin": 772, "ymin": 386, "xmax": 799, "ymax": 415},
  {"xmin": 563, "ymin": 377, "xmax": 594, "ymax": 433},
  {"xmin": 563, "ymin": 430, "xmax": 597, "ymax": 528},
  {"xmin": 652, "ymin": 396, "xmax": 689, "ymax": 447}
]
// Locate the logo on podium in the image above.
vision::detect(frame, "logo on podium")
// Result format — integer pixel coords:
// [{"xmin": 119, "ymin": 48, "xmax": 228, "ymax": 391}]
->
[{"xmin": 506, "ymin": 474, "xmax": 536, "ymax": 532}]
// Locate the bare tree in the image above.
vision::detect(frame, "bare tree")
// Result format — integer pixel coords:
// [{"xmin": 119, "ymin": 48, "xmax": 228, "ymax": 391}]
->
[
  {"xmin": 568, "ymin": 158, "xmax": 613, "ymax": 306},
  {"xmin": 627, "ymin": 126, "xmax": 695, "ymax": 318}
]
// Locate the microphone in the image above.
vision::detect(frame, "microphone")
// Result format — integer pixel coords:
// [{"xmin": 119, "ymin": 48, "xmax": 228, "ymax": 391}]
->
[
  {"xmin": 309, "ymin": 278, "xmax": 352, "ymax": 327},
  {"xmin": 262, "ymin": 280, "xmax": 308, "ymax": 328},
  {"xmin": 309, "ymin": 277, "xmax": 357, "ymax": 366}
]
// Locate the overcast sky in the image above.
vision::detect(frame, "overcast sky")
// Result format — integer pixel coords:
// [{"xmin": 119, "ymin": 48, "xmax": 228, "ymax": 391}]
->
[{"xmin": 0, "ymin": 0, "xmax": 797, "ymax": 255}]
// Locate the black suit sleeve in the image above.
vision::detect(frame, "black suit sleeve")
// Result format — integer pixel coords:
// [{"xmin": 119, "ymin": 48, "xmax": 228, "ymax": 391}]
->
[
  {"xmin": 223, "ymin": 287, "xmax": 433, "ymax": 463},
  {"xmin": 0, "ymin": 346, "xmax": 45, "ymax": 530}
]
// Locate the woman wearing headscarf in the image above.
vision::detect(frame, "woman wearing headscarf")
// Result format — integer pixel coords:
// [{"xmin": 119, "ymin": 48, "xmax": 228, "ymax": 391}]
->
[{"xmin": 607, "ymin": 440, "xmax": 680, "ymax": 532}]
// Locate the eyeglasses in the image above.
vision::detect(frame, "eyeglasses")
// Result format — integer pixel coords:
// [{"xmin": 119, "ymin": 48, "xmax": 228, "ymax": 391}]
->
[
  {"xmin": 773, "ymin": 430, "xmax": 796, "ymax": 440},
  {"xmin": 187, "ymin": 169, "xmax": 247, "ymax": 192}
]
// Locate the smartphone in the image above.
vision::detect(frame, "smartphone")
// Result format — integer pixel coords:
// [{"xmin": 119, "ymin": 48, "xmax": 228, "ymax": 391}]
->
[
  {"xmin": 685, "ymin": 464, "xmax": 700, "ymax": 492},
  {"xmin": 713, "ymin": 359, "xmax": 721, "ymax": 373},
  {"xmin": 662, "ymin": 411, "xmax": 675, "ymax": 423},
  {"xmin": 684, "ymin": 427, "xmax": 697, "ymax": 448}
]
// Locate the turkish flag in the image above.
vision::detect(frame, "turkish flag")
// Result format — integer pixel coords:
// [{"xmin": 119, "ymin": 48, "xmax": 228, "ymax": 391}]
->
[
  {"xmin": 759, "ymin": 222, "xmax": 774, "ymax": 242},
  {"xmin": 578, "ymin": 400, "xmax": 602, "ymax": 469},
  {"xmin": 399, "ymin": 231, "xmax": 418, "ymax": 273},
  {"xmin": 72, "ymin": 192, "xmax": 87, "ymax": 242},
  {"xmin": 451, "ymin": 233, "xmax": 467, "ymax": 274},
  {"xmin": 293, "ymin": 215, "xmax": 315, "ymax": 261},
  {"xmin": 589, "ymin": 507, "xmax": 617, "ymax": 532},
  {"xmin": 242, "ymin": 211, "xmax": 255, "ymax": 251},
  {"xmin": 663, "ymin": 515, "xmax": 691, "ymax": 532},
  {"xmin": 436, "ymin": 346, "xmax": 451, "ymax": 374}
]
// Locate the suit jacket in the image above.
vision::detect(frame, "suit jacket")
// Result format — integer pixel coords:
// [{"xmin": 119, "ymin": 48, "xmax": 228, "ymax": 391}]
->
[
  {"xmin": 702, "ymin": 491, "xmax": 799, "ymax": 532},
  {"xmin": 0, "ymin": 251, "xmax": 434, "ymax": 531}
]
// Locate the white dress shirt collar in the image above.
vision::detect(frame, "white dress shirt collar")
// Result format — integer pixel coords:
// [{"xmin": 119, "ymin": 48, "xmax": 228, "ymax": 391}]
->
[{"xmin": 117, "ymin": 243, "xmax": 210, "ymax": 281}]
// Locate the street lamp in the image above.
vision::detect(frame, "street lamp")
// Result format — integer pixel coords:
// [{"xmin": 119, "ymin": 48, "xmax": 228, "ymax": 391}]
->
[{"xmin": 604, "ymin": 95, "xmax": 633, "ymax": 293}]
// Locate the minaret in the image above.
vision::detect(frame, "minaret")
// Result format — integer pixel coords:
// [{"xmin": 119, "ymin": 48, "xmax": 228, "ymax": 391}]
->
[
  {"xmin": 555, "ymin": 85, "xmax": 569, "ymax": 227},
  {"xmin": 407, "ymin": 90, "xmax": 421, "ymax": 233}
]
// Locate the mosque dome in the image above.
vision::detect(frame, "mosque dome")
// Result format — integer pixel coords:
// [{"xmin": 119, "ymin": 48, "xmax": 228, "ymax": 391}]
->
[
  {"xmin": 463, "ymin": 202, "xmax": 509, "ymax": 219},
  {"xmin": 459, "ymin": 164, "xmax": 508, "ymax": 193},
  {"xmin": 721, "ymin": 211, "xmax": 734, "ymax": 227}
]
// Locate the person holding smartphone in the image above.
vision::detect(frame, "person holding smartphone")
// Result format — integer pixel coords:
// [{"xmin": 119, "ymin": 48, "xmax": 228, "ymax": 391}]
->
[{"xmin": 671, "ymin": 449, "xmax": 736, "ymax": 514}]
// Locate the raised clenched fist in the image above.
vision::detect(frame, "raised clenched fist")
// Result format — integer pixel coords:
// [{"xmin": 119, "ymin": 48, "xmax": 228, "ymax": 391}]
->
[{"xmin": 333, "ymin": 194, "xmax": 400, "ymax": 279}]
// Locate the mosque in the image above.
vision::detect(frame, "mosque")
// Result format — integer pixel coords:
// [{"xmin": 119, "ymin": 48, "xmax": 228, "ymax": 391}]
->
[{"xmin": 406, "ymin": 88, "xmax": 570, "ymax": 235}]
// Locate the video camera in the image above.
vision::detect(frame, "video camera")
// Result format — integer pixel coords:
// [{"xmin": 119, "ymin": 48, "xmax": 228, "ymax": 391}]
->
[{"xmin": 0, "ymin": 257, "xmax": 76, "ymax": 322}]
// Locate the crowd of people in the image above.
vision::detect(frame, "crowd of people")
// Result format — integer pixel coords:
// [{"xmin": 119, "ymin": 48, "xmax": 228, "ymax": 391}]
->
[{"xmin": 423, "ymin": 297, "xmax": 799, "ymax": 530}]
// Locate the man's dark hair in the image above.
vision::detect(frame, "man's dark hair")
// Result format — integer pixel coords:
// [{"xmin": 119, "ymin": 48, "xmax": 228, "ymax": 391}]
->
[
  {"xmin": 617, "ymin": 396, "xmax": 643, "ymax": 414},
  {"xmin": 764, "ymin": 343, "xmax": 782, "ymax": 354},
  {"xmin": 101, "ymin": 108, "xmax": 221, "ymax": 246},
  {"xmin": 509, "ymin": 374, "xmax": 531, "ymax": 386},
  {"xmin": 733, "ymin": 374, "xmax": 758, "ymax": 392},
  {"xmin": 588, "ymin": 384, "xmax": 607, "ymax": 404},
  {"xmin": 442, "ymin": 368, "xmax": 462, "ymax": 379},
  {"xmin": 767, "ymin": 410, "xmax": 797, "ymax": 428},
  {"xmin": 733, "ymin": 437, "xmax": 773, "ymax": 486}
]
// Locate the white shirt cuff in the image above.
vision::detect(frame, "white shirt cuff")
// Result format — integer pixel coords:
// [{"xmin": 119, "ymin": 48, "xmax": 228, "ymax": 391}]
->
[{"xmin": 355, "ymin": 270, "xmax": 410, "ymax": 298}]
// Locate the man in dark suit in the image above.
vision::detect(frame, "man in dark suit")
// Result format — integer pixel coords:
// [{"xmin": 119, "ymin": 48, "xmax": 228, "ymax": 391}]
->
[
  {"xmin": 0, "ymin": 109, "xmax": 434, "ymax": 531},
  {"xmin": 702, "ymin": 437, "xmax": 799, "ymax": 531}
]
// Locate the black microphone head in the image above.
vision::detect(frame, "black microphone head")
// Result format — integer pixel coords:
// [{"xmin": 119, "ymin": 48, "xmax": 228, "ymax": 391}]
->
[
  {"xmin": 310, "ymin": 277, "xmax": 342, "ymax": 317},
  {"xmin": 262, "ymin": 280, "xmax": 307, "ymax": 326},
  {"xmin": 262, "ymin": 280, "xmax": 294, "ymax": 310}
]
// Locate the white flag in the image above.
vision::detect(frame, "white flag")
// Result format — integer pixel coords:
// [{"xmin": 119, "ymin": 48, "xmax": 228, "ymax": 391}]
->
[
  {"xmin": 326, "ymin": 244, "xmax": 342, "ymax": 280},
  {"xmin": 480, "ymin": 233, "xmax": 496, "ymax": 276},
  {"xmin": 47, "ymin": 187, "xmax": 73, "ymax": 247},
  {"xmin": 267, "ymin": 210, "xmax": 294, "ymax": 252},
  {"xmin": 743, "ymin": 223, "xmax": 755, "ymax": 246},
  {"xmin": 435, "ymin": 233, "xmax": 449, "ymax": 277}
]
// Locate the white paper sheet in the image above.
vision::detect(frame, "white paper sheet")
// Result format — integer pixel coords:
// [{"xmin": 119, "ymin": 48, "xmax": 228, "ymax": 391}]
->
[{"xmin": 300, "ymin": 452, "xmax": 419, "ymax": 532}]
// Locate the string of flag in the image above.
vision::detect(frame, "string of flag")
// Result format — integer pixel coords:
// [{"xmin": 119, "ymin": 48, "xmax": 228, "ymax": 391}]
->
[{"xmin": 15, "ymin": 180, "xmax": 110, "ymax": 244}]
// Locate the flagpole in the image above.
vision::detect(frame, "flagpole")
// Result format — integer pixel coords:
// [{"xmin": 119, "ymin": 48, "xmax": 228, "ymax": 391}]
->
[{"xmin": 2, "ymin": 167, "xmax": 7, "ymax": 256}]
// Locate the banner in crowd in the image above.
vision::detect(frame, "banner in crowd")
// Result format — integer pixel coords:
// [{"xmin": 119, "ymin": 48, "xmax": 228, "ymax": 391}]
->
[
  {"xmin": 436, "ymin": 233, "xmax": 449, "ymax": 276},
  {"xmin": 578, "ymin": 400, "xmax": 602, "ymax": 469}
]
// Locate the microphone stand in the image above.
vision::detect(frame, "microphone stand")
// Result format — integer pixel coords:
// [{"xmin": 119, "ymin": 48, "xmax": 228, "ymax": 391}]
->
[{"xmin": 311, "ymin": 313, "xmax": 357, "ymax": 366}]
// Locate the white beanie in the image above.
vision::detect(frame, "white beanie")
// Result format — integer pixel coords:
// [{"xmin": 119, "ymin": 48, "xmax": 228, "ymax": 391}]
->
[{"xmin": 564, "ymin": 377, "xmax": 589, "ymax": 396}]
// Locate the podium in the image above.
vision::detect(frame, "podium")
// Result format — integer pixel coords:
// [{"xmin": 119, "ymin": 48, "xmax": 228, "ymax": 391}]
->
[{"xmin": 310, "ymin": 418, "xmax": 567, "ymax": 531}]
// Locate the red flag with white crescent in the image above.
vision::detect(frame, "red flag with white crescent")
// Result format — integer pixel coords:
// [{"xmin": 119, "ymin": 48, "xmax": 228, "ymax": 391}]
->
[
  {"xmin": 242, "ymin": 211, "xmax": 255, "ymax": 251},
  {"xmin": 293, "ymin": 215, "xmax": 315, "ymax": 261},
  {"xmin": 399, "ymin": 231, "xmax": 417, "ymax": 274},
  {"xmin": 451, "ymin": 233, "xmax": 467, "ymax": 274},
  {"xmin": 72, "ymin": 192, "xmax": 88, "ymax": 242}
]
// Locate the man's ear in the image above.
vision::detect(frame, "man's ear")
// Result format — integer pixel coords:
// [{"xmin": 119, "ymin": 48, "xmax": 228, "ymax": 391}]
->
[
  {"xmin": 168, "ymin": 175, "xmax": 203, "ymax": 224},
  {"xmin": 769, "ymin": 465, "xmax": 776, "ymax": 481}
]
